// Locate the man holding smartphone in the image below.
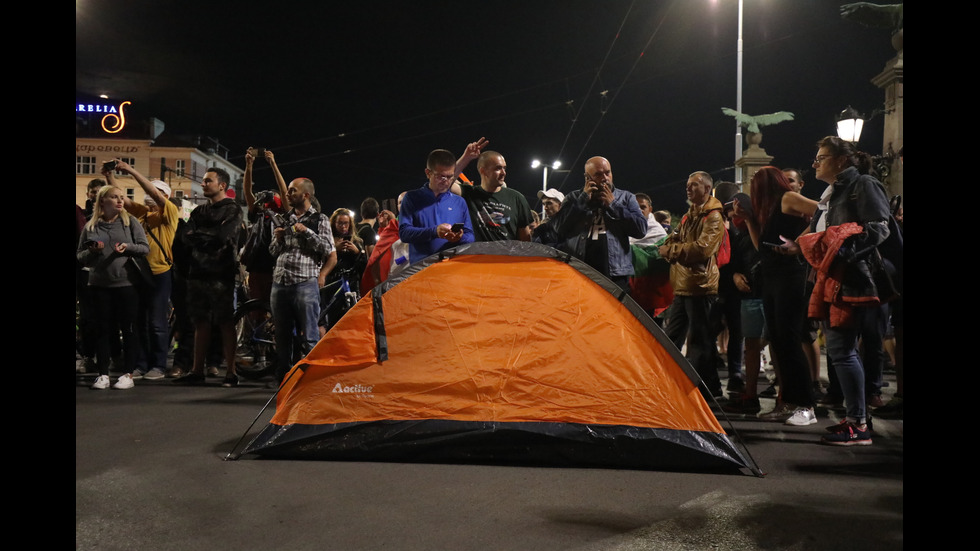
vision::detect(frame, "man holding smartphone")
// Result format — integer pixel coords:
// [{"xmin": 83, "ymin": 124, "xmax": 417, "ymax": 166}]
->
[
  {"xmin": 398, "ymin": 149, "xmax": 474, "ymax": 264},
  {"xmin": 550, "ymin": 156, "xmax": 647, "ymax": 292}
]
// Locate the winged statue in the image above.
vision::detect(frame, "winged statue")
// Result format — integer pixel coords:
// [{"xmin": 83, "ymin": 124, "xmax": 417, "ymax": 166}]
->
[{"xmin": 721, "ymin": 108, "xmax": 795, "ymax": 134}]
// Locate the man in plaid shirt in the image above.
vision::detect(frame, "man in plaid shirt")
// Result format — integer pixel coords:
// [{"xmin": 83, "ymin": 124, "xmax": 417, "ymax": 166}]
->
[{"xmin": 270, "ymin": 177, "xmax": 335, "ymax": 384}]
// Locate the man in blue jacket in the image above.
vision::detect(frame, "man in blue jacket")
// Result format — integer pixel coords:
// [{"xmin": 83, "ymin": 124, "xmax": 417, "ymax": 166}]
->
[
  {"xmin": 399, "ymin": 149, "xmax": 474, "ymax": 264},
  {"xmin": 552, "ymin": 156, "xmax": 647, "ymax": 292}
]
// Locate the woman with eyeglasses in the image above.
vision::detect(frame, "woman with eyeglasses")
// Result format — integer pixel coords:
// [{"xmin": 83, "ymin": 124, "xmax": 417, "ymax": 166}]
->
[
  {"xmin": 734, "ymin": 167, "xmax": 818, "ymax": 427},
  {"xmin": 802, "ymin": 136, "xmax": 894, "ymax": 446}
]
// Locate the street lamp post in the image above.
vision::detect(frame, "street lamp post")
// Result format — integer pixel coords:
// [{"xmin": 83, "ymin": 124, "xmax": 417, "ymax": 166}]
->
[
  {"xmin": 735, "ymin": 0, "xmax": 744, "ymax": 185},
  {"xmin": 531, "ymin": 159, "xmax": 562, "ymax": 218}
]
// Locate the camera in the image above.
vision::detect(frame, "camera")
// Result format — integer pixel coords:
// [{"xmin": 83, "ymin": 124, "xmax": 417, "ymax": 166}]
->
[
  {"xmin": 248, "ymin": 147, "xmax": 266, "ymax": 159},
  {"xmin": 102, "ymin": 160, "xmax": 117, "ymax": 173},
  {"xmin": 255, "ymin": 190, "xmax": 276, "ymax": 205}
]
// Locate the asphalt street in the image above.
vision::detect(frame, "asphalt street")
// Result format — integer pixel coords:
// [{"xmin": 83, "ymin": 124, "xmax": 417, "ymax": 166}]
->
[{"xmin": 76, "ymin": 362, "xmax": 902, "ymax": 551}]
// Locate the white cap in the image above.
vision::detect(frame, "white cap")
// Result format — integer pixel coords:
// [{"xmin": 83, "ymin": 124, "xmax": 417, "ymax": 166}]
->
[
  {"xmin": 537, "ymin": 188, "xmax": 565, "ymax": 202},
  {"xmin": 151, "ymin": 180, "xmax": 172, "ymax": 197}
]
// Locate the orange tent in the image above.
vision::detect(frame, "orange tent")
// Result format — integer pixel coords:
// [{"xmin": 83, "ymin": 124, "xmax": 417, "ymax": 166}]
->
[{"xmin": 244, "ymin": 242, "xmax": 757, "ymax": 473}]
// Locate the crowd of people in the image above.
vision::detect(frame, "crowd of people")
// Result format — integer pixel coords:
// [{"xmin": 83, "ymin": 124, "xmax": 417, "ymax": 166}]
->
[{"xmin": 76, "ymin": 135, "xmax": 902, "ymax": 446}]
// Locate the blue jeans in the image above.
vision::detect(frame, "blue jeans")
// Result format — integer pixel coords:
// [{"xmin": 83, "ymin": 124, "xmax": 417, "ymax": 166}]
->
[
  {"xmin": 271, "ymin": 279, "xmax": 321, "ymax": 381},
  {"xmin": 826, "ymin": 308, "xmax": 870, "ymax": 424},
  {"xmin": 146, "ymin": 271, "xmax": 173, "ymax": 369}
]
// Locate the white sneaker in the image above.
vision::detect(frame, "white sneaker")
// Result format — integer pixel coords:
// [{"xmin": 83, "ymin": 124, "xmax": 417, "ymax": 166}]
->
[
  {"xmin": 113, "ymin": 373, "xmax": 135, "ymax": 390},
  {"xmin": 784, "ymin": 407, "xmax": 817, "ymax": 426},
  {"xmin": 91, "ymin": 375, "xmax": 110, "ymax": 390},
  {"xmin": 144, "ymin": 368, "xmax": 166, "ymax": 381}
]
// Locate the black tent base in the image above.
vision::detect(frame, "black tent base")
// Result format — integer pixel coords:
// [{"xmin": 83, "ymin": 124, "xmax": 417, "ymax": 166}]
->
[{"xmin": 244, "ymin": 419, "xmax": 752, "ymax": 474}]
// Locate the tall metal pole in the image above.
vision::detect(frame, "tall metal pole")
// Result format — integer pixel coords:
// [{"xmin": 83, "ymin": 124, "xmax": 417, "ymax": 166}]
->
[
  {"xmin": 735, "ymin": 0, "xmax": 744, "ymax": 186},
  {"xmin": 541, "ymin": 166, "xmax": 549, "ymax": 218}
]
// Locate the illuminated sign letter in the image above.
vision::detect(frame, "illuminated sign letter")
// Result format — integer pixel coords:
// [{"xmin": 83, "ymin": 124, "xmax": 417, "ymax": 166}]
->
[{"xmin": 101, "ymin": 101, "xmax": 131, "ymax": 134}]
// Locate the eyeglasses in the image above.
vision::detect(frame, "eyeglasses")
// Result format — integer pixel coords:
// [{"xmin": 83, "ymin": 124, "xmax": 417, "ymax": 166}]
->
[
  {"xmin": 813, "ymin": 154, "xmax": 835, "ymax": 164},
  {"xmin": 428, "ymin": 170, "xmax": 455, "ymax": 182}
]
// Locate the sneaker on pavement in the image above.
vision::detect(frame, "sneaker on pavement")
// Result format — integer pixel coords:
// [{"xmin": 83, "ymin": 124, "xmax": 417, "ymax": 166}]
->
[
  {"xmin": 758, "ymin": 402, "xmax": 795, "ymax": 421},
  {"xmin": 173, "ymin": 372, "xmax": 207, "ymax": 385},
  {"xmin": 222, "ymin": 374, "xmax": 240, "ymax": 388},
  {"xmin": 131, "ymin": 370, "xmax": 146, "ymax": 381},
  {"xmin": 825, "ymin": 417, "xmax": 874, "ymax": 433},
  {"xmin": 113, "ymin": 373, "xmax": 135, "ymax": 390},
  {"xmin": 784, "ymin": 407, "xmax": 817, "ymax": 426},
  {"xmin": 821, "ymin": 421, "xmax": 872, "ymax": 446},
  {"xmin": 167, "ymin": 366, "xmax": 185, "ymax": 378},
  {"xmin": 144, "ymin": 368, "xmax": 166, "ymax": 381},
  {"xmin": 91, "ymin": 375, "xmax": 110, "ymax": 390},
  {"xmin": 867, "ymin": 394, "xmax": 885, "ymax": 408},
  {"xmin": 207, "ymin": 366, "xmax": 220, "ymax": 377}
]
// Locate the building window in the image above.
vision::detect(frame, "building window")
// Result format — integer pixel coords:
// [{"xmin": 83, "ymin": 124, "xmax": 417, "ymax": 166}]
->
[
  {"xmin": 174, "ymin": 189, "xmax": 184, "ymax": 199},
  {"xmin": 175, "ymin": 159, "xmax": 185, "ymax": 177},
  {"xmin": 126, "ymin": 188, "xmax": 135, "ymax": 200},
  {"xmin": 191, "ymin": 161, "xmax": 199, "ymax": 180},
  {"xmin": 76, "ymin": 156, "xmax": 97, "ymax": 175}
]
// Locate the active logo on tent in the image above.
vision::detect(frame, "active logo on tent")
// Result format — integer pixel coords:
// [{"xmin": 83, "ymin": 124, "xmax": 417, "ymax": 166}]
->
[{"xmin": 332, "ymin": 382, "xmax": 374, "ymax": 395}]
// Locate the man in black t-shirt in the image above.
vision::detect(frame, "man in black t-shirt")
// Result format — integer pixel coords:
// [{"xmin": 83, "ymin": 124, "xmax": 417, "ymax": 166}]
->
[{"xmin": 452, "ymin": 143, "xmax": 532, "ymax": 242}]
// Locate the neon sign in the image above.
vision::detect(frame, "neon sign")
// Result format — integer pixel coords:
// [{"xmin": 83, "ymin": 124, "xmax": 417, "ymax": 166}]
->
[
  {"xmin": 76, "ymin": 101, "xmax": 132, "ymax": 134},
  {"xmin": 101, "ymin": 101, "xmax": 130, "ymax": 134}
]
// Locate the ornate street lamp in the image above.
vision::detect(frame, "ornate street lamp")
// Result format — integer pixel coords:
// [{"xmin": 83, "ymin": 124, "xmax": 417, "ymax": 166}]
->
[{"xmin": 836, "ymin": 106, "xmax": 865, "ymax": 144}]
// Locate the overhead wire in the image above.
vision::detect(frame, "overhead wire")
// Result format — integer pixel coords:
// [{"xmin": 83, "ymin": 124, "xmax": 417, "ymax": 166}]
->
[
  {"xmin": 555, "ymin": 0, "xmax": 677, "ymax": 193},
  {"xmin": 553, "ymin": 0, "xmax": 637, "ymax": 172}
]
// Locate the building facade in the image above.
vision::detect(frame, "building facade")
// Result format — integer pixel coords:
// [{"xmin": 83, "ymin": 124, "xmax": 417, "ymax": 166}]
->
[{"xmin": 76, "ymin": 98, "xmax": 243, "ymax": 210}]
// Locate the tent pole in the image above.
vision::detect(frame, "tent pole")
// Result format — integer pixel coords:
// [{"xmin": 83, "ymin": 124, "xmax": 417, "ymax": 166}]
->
[{"xmin": 224, "ymin": 364, "xmax": 307, "ymax": 460}]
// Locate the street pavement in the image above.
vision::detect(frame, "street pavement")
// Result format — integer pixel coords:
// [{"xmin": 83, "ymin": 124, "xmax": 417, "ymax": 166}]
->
[{"xmin": 76, "ymin": 360, "xmax": 902, "ymax": 551}]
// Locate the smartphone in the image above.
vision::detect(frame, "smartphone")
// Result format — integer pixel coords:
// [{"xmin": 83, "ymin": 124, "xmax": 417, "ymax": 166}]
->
[{"xmin": 450, "ymin": 223, "xmax": 464, "ymax": 232}]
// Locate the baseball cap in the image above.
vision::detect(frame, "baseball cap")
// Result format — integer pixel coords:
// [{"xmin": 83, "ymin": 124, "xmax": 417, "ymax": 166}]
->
[
  {"xmin": 537, "ymin": 188, "xmax": 565, "ymax": 203},
  {"xmin": 151, "ymin": 180, "xmax": 172, "ymax": 197}
]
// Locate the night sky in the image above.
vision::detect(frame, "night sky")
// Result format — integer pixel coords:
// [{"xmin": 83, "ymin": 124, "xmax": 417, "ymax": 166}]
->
[{"xmin": 76, "ymin": 0, "xmax": 899, "ymax": 215}]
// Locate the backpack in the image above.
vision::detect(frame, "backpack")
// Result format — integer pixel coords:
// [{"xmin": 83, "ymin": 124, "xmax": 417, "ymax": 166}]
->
[
  {"xmin": 240, "ymin": 210, "xmax": 275, "ymax": 271},
  {"xmin": 716, "ymin": 223, "xmax": 731, "ymax": 268},
  {"xmin": 680, "ymin": 208, "xmax": 730, "ymax": 268}
]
